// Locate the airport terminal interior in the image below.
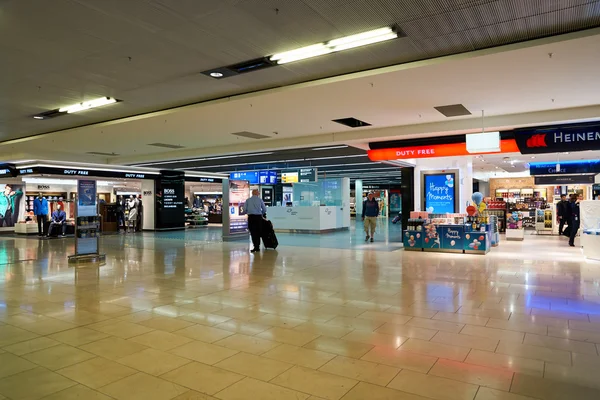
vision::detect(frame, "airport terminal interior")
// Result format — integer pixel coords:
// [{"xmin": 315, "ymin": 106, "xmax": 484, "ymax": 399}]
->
[{"xmin": 2, "ymin": 1, "xmax": 600, "ymax": 399}]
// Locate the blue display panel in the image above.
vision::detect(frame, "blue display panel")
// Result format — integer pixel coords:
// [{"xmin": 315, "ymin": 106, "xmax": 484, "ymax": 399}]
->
[
  {"xmin": 439, "ymin": 225, "xmax": 464, "ymax": 251},
  {"xmin": 259, "ymin": 170, "xmax": 277, "ymax": 184},
  {"xmin": 230, "ymin": 171, "xmax": 259, "ymax": 184},
  {"xmin": 424, "ymin": 173, "xmax": 455, "ymax": 214},
  {"xmin": 403, "ymin": 230, "xmax": 423, "ymax": 249},
  {"xmin": 463, "ymin": 231, "xmax": 489, "ymax": 252}
]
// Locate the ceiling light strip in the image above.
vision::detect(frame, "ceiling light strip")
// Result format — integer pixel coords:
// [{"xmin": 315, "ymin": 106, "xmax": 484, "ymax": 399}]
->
[{"xmin": 58, "ymin": 97, "xmax": 118, "ymax": 113}]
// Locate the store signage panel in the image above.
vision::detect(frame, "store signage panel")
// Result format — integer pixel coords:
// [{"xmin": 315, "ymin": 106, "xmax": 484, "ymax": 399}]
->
[
  {"xmin": 423, "ymin": 173, "xmax": 456, "ymax": 214},
  {"xmin": 230, "ymin": 171, "xmax": 259, "ymax": 184},
  {"xmin": 18, "ymin": 166, "xmax": 158, "ymax": 179},
  {"xmin": 229, "ymin": 180, "xmax": 249, "ymax": 234},
  {"xmin": 368, "ymin": 139, "xmax": 519, "ymax": 161},
  {"xmin": 262, "ymin": 188, "xmax": 273, "ymax": 206},
  {"xmin": 534, "ymin": 175, "xmax": 595, "ymax": 185},
  {"xmin": 155, "ymin": 171, "xmax": 185, "ymax": 230},
  {"xmin": 186, "ymin": 176, "xmax": 223, "ymax": 183},
  {"xmin": 77, "ymin": 180, "xmax": 97, "ymax": 218},
  {"xmin": 281, "ymin": 168, "xmax": 317, "ymax": 183},
  {"xmin": 530, "ymin": 160, "xmax": 600, "ymax": 175},
  {"xmin": 259, "ymin": 170, "xmax": 277, "ymax": 185},
  {"xmin": 515, "ymin": 123, "xmax": 600, "ymax": 154}
]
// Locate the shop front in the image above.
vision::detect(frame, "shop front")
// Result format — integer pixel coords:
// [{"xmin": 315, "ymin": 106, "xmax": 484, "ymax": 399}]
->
[{"xmin": 185, "ymin": 176, "xmax": 223, "ymax": 226}]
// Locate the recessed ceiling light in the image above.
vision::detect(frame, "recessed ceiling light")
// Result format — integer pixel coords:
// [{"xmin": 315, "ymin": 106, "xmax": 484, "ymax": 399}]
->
[
  {"xmin": 58, "ymin": 97, "xmax": 118, "ymax": 113},
  {"xmin": 33, "ymin": 116, "xmax": 44, "ymax": 120},
  {"xmin": 531, "ymin": 156, "xmax": 536, "ymax": 159},
  {"xmin": 210, "ymin": 72, "xmax": 224, "ymax": 78}
]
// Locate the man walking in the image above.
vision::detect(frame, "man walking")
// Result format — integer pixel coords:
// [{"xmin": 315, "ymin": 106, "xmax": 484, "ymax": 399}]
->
[
  {"xmin": 362, "ymin": 192, "xmax": 379, "ymax": 242},
  {"xmin": 569, "ymin": 193, "xmax": 581, "ymax": 247},
  {"xmin": 244, "ymin": 189, "xmax": 267, "ymax": 253},
  {"xmin": 556, "ymin": 194, "xmax": 569, "ymax": 236}
]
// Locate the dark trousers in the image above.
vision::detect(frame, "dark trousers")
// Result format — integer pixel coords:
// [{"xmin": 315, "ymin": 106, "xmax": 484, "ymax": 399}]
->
[
  {"xmin": 558, "ymin": 218, "xmax": 566, "ymax": 235},
  {"xmin": 0, "ymin": 209, "xmax": 12, "ymax": 227},
  {"xmin": 37, "ymin": 214, "xmax": 48, "ymax": 236},
  {"xmin": 248, "ymin": 215, "xmax": 263, "ymax": 249},
  {"xmin": 569, "ymin": 219, "xmax": 580, "ymax": 245},
  {"xmin": 48, "ymin": 222, "xmax": 66, "ymax": 236}
]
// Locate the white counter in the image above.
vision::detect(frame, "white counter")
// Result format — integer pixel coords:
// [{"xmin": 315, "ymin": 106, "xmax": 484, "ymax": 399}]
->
[{"xmin": 267, "ymin": 206, "xmax": 348, "ymax": 232}]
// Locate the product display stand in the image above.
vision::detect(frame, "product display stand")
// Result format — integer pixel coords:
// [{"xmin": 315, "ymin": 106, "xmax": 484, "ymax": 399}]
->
[
  {"xmin": 506, "ymin": 228, "xmax": 525, "ymax": 241},
  {"xmin": 68, "ymin": 181, "xmax": 105, "ymax": 264},
  {"xmin": 535, "ymin": 208, "xmax": 554, "ymax": 235}
]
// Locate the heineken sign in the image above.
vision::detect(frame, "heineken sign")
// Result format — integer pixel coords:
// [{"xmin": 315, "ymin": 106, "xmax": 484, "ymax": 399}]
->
[{"xmin": 514, "ymin": 122, "xmax": 600, "ymax": 154}]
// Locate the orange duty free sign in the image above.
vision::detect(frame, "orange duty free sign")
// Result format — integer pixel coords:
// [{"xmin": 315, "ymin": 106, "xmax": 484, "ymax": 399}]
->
[{"xmin": 367, "ymin": 139, "xmax": 519, "ymax": 161}]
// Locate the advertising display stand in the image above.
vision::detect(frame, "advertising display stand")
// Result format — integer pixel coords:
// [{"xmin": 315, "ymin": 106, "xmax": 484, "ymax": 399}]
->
[
  {"xmin": 222, "ymin": 179, "xmax": 250, "ymax": 241},
  {"xmin": 68, "ymin": 180, "xmax": 105, "ymax": 264},
  {"xmin": 506, "ymin": 211, "xmax": 525, "ymax": 241}
]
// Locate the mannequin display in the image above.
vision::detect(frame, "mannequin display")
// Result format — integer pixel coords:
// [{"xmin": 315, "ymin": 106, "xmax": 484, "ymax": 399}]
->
[
  {"xmin": 128, "ymin": 195, "xmax": 138, "ymax": 223},
  {"xmin": 136, "ymin": 195, "xmax": 143, "ymax": 231},
  {"xmin": 116, "ymin": 196, "xmax": 125, "ymax": 232},
  {"xmin": 47, "ymin": 204, "xmax": 67, "ymax": 237},
  {"xmin": 33, "ymin": 193, "xmax": 49, "ymax": 237}
]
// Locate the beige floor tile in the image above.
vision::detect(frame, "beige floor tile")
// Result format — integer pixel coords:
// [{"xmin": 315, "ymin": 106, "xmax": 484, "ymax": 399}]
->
[
  {"xmin": 567, "ymin": 320, "xmax": 600, "ymax": 333},
  {"xmin": 0, "ymin": 367, "xmax": 76, "ymax": 400},
  {"xmin": 486, "ymin": 319, "xmax": 548, "ymax": 335},
  {"xmin": 293, "ymin": 322, "xmax": 354, "ymax": 339},
  {"xmin": 432, "ymin": 331, "xmax": 498, "ymax": 352},
  {"xmin": 42, "ymin": 384, "xmax": 114, "ymax": 400},
  {"xmin": 257, "ymin": 327, "xmax": 319, "ymax": 346},
  {"xmin": 388, "ymin": 369, "xmax": 479, "ymax": 400},
  {"xmin": 23, "ymin": 344, "xmax": 95, "ymax": 370},
  {"xmin": 399, "ymin": 338, "xmax": 470, "ymax": 362},
  {"xmin": 214, "ymin": 333, "xmax": 280, "ymax": 355},
  {"xmin": 406, "ymin": 317, "xmax": 464, "ymax": 333},
  {"xmin": 2, "ymin": 337, "xmax": 60, "ymax": 356},
  {"xmin": 172, "ymin": 391, "xmax": 220, "ymax": 400},
  {"xmin": 57, "ymin": 356, "xmax": 137, "ymax": 389},
  {"xmin": 375, "ymin": 322, "xmax": 438, "ymax": 340},
  {"xmin": 361, "ymin": 346, "xmax": 437, "ymax": 373},
  {"xmin": 461, "ymin": 325, "xmax": 525, "ymax": 343},
  {"xmin": 341, "ymin": 381, "xmax": 430, "ymax": 400},
  {"xmin": 271, "ymin": 365, "xmax": 357, "ymax": 400},
  {"xmin": 544, "ymin": 362, "xmax": 600, "ymax": 390},
  {"xmin": 19, "ymin": 318, "xmax": 79, "ymax": 336},
  {"xmin": 356, "ymin": 311, "xmax": 413, "ymax": 325},
  {"xmin": 263, "ymin": 343, "xmax": 336, "ymax": 369},
  {"xmin": 128, "ymin": 330, "xmax": 193, "ymax": 351},
  {"xmin": 319, "ymin": 356, "xmax": 399, "ymax": 386},
  {"xmin": 214, "ymin": 319, "xmax": 272, "ymax": 335},
  {"xmin": 178, "ymin": 312, "xmax": 231, "ymax": 326},
  {"xmin": 214, "ymin": 352, "xmax": 293, "ymax": 381},
  {"xmin": 572, "ymin": 352, "xmax": 600, "ymax": 368},
  {"xmin": 511, "ymin": 372, "xmax": 600, "ymax": 400},
  {"xmin": 430, "ymin": 358, "xmax": 513, "ymax": 391},
  {"xmin": 475, "ymin": 387, "xmax": 539, "ymax": 400},
  {"xmin": 304, "ymin": 336, "xmax": 374, "ymax": 359},
  {"xmin": 169, "ymin": 340, "xmax": 238, "ymax": 365},
  {"xmin": 386, "ymin": 306, "xmax": 438, "ymax": 319},
  {"xmin": 80, "ymin": 337, "xmax": 148, "ymax": 360},
  {"xmin": 433, "ymin": 311, "xmax": 490, "ymax": 326},
  {"xmin": 118, "ymin": 348, "xmax": 191, "ymax": 376},
  {"xmin": 175, "ymin": 324, "xmax": 234, "ymax": 343},
  {"xmin": 138, "ymin": 316, "xmax": 195, "ymax": 332},
  {"xmin": 48, "ymin": 327, "xmax": 110, "ymax": 346},
  {"xmin": 548, "ymin": 327, "xmax": 600, "ymax": 344},
  {"xmin": 251, "ymin": 314, "xmax": 307, "ymax": 328},
  {"xmin": 0, "ymin": 325, "xmax": 39, "ymax": 347},
  {"xmin": 89, "ymin": 320, "xmax": 154, "ymax": 339},
  {"xmin": 325, "ymin": 316, "xmax": 385, "ymax": 331},
  {"xmin": 213, "ymin": 307, "xmax": 266, "ymax": 321},
  {"xmin": 341, "ymin": 330, "xmax": 406, "ymax": 349},
  {"xmin": 100, "ymin": 372, "xmax": 188, "ymax": 400},
  {"xmin": 161, "ymin": 362, "xmax": 244, "ymax": 395},
  {"xmin": 523, "ymin": 332, "xmax": 597, "ymax": 354},
  {"xmin": 216, "ymin": 377, "xmax": 310, "ymax": 400},
  {"xmin": 465, "ymin": 350, "xmax": 544, "ymax": 377},
  {"xmin": 0, "ymin": 353, "xmax": 37, "ymax": 379},
  {"xmin": 495, "ymin": 340, "xmax": 571, "ymax": 366},
  {"xmin": 117, "ymin": 311, "xmax": 155, "ymax": 323}
]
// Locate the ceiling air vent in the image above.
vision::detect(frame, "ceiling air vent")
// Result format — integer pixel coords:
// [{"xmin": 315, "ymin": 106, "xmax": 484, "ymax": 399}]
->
[
  {"xmin": 147, "ymin": 143, "xmax": 185, "ymax": 149},
  {"xmin": 32, "ymin": 109, "xmax": 65, "ymax": 120},
  {"xmin": 332, "ymin": 118, "xmax": 372, "ymax": 128},
  {"xmin": 202, "ymin": 57, "xmax": 276, "ymax": 79},
  {"xmin": 434, "ymin": 104, "xmax": 472, "ymax": 117},
  {"xmin": 87, "ymin": 152, "xmax": 119, "ymax": 156},
  {"xmin": 230, "ymin": 131, "xmax": 270, "ymax": 139}
]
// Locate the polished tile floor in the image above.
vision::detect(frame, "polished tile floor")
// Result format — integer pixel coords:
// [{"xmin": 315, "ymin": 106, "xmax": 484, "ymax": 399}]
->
[{"xmin": 0, "ymin": 223, "xmax": 599, "ymax": 400}]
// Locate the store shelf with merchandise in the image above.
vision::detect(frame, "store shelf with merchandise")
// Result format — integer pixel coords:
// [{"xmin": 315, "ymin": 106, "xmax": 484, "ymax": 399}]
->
[{"xmin": 403, "ymin": 212, "xmax": 496, "ymax": 255}]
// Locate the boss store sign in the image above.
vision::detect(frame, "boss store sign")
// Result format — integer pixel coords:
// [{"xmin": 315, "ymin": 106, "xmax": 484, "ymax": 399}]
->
[{"xmin": 514, "ymin": 122, "xmax": 600, "ymax": 154}]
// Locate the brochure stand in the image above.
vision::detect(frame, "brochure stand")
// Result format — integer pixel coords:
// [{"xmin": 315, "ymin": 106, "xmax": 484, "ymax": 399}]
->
[{"xmin": 68, "ymin": 180, "xmax": 105, "ymax": 264}]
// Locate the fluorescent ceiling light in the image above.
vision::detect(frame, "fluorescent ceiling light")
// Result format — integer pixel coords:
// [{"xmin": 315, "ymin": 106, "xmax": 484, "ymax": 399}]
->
[
  {"xmin": 311, "ymin": 145, "xmax": 349, "ymax": 151},
  {"xmin": 58, "ymin": 97, "xmax": 118, "ymax": 113},
  {"xmin": 270, "ymin": 27, "xmax": 398, "ymax": 64}
]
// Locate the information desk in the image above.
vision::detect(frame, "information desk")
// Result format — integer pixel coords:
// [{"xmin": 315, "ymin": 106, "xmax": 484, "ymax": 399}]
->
[
  {"xmin": 403, "ymin": 223, "xmax": 491, "ymax": 255},
  {"xmin": 267, "ymin": 206, "xmax": 347, "ymax": 233}
]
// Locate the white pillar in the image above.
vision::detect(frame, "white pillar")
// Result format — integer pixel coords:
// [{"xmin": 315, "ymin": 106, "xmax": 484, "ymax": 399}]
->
[
  {"xmin": 355, "ymin": 179, "xmax": 363, "ymax": 217},
  {"xmin": 342, "ymin": 178, "xmax": 351, "ymax": 228},
  {"xmin": 141, "ymin": 179, "xmax": 155, "ymax": 230}
]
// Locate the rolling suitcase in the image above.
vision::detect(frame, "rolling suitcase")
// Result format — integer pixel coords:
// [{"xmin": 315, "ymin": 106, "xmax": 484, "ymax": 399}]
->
[{"xmin": 261, "ymin": 218, "xmax": 279, "ymax": 249}]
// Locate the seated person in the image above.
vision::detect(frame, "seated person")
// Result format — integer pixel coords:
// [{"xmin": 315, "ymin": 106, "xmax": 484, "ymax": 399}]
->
[{"xmin": 47, "ymin": 204, "xmax": 67, "ymax": 237}]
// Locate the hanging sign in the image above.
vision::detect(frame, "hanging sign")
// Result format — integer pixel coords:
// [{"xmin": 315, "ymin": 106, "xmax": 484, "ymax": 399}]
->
[
  {"xmin": 367, "ymin": 139, "xmax": 519, "ymax": 161},
  {"xmin": 530, "ymin": 160, "xmax": 600, "ymax": 175},
  {"xmin": 514, "ymin": 123, "xmax": 600, "ymax": 154},
  {"xmin": 534, "ymin": 175, "xmax": 595, "ymax": 185}
]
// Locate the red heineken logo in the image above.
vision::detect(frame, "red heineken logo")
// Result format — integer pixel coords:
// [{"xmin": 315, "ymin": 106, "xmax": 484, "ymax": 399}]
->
[{"xmin": 526, "ymin": 133, "xmax": 547, "ymax": 148}]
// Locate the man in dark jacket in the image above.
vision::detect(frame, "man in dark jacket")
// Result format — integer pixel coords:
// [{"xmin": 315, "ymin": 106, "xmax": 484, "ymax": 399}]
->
[
  {"xmin": 556, "ymin": 194, "xmax": 569, "ymax": 236},
  {"xmin": 568, "ymin": 193, "xmax": 581, "ymax": 247},
  {"xmin": 362, "ymin": 192, "xmax": 379, "ymax": 242}
]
